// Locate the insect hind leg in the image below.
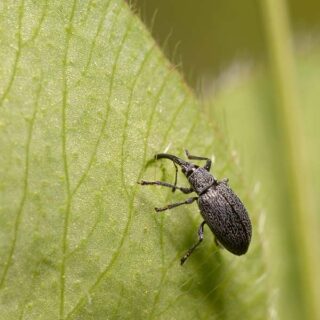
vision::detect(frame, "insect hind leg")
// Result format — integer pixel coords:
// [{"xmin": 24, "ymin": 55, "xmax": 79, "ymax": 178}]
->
[{"xmin": 181, "ymin": 221, "xmax": 206, "ymax": 265}]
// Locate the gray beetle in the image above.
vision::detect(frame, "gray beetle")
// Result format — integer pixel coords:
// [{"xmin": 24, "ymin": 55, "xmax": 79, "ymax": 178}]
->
[{"xmin": 139, "ymin": 150, "xmax": 252, "ymax": 265}]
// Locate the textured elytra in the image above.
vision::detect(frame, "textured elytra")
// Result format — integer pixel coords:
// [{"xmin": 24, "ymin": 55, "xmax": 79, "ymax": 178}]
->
[{"xmin": 198, "ymin": 180, "xmax": 252, "ymax": 255}]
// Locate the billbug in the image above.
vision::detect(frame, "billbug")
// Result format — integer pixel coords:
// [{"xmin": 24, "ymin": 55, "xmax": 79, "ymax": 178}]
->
[{"xmin": 139, "ymin": 150, "xmax": 252, "ymax": 265}]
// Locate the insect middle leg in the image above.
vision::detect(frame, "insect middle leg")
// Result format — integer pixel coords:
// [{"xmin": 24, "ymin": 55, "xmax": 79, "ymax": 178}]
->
[
  {"xmin": 154, "ymin": 196, "xmax": 198, "ymax": 212},
  {"xmin": 139, "ymin": 180, "xmax": 193, "ymax": 194},
  {"xmin": 172, "ymin": 162, "xmax": 178, "ymax": 192},
  {"xmin": 181, "ymin": 221, "xmax": 206, "ymax": 265},
  {"xmin": 154, "ymin": 197, "xmax": 198, "ymax": 212}
]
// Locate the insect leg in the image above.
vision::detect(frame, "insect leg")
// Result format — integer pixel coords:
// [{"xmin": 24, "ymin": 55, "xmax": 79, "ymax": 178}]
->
[
  {"xmin": 154, "ymin": 196, "xmax": 198, "ymax": 212},
  {"xmin": 138, "ymin": 180, "xmax": 193, "ymax": 194},
  {"xmin": 185, "ymin": 150, "xmax": 211, "ymax": 171},
  {"xmin": 214, "ymin": 236, "xmax": 223, "ymax": 248},
  {"xmin": 172, "ymin": 162, "xmax": 178, "ymax": 192},
  {"xmin": 181, "ymin": 221, "xmax": 206, "ymax": 265}
]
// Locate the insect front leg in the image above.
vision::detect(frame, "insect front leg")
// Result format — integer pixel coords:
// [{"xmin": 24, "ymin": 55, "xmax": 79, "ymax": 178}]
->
[
  {"xmin": 185, "ymin": 150, "xmax": 212, "ymax": 171},
  {"xmin": 181, "ymin": 221, "xmax": 206, "ymax": 265},
  {"xmin": 172, "ymin": 162, "xmax": 178, "ymax": 192},
  {"xmin": 155, "ymin": 196, "xmax": 198, "ymax": 212},
  {"xmin": 138, "ymin": 180, "xmax": 193, "ymax": 194}
]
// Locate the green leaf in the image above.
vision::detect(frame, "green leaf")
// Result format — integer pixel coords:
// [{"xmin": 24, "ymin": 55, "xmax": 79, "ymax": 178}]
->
[{"xmin": 0, "ymin": 1, "xmax": 268, "ymax": 319}]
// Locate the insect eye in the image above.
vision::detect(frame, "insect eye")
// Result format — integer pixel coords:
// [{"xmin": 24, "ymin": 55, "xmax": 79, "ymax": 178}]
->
[{"xmin": 186, "ymin": 167, "xmax": 196, "ymax": 177}]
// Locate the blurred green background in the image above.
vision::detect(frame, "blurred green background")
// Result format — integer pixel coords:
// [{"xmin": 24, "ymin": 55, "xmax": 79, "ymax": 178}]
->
[
  {"xmin": 134, "ymin": 1, "xmax": 320, "ymax": 319},
  {"xmin": 135, "ymin": 0, "xmax": 320, "ymax": 87}
]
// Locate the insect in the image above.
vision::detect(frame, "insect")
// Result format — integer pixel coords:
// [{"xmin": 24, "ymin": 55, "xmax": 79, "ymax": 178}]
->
[{"xmin": 139, "ymin": 150, "xmax": 252, "ymax": 265}]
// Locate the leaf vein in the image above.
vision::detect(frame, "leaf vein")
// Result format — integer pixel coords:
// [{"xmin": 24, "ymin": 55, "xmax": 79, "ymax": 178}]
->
[
  {"xmin": 60, "ymin": 0, "xmax": 77, "ymax": 318},
  {"xmin": 160, "ymin": 94, "xmax": 187, "ymax": 150},
  {"xmin": 71, "ymin": 3, "xmax": 125, "ymax": 197},
  {"xmin": 0, "ymin": 0, "xmax": 24, "ymax": 107},
  {"xmin": 120, "ymin": 43, "xmax": 156, "ymax": 197},
  {"xmin": 65, "ymin": 13, "xmax": 137, "ymax": 319},
  {"xmin": 0, "ymin": 78, "xmax": 41, "ymax": 288},
  {"xmin": 82, "ymin": 0, "xmax": 114, "ymax": 76},
  {"xmin": 22, "ymin": 0, "xmax": 48, "ymax": 46}
]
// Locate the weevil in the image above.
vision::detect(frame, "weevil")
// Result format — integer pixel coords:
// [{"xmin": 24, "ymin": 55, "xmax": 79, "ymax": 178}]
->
[{"xmin": 139, "ymin": 150, "xmax": 252, "ymax": 265}]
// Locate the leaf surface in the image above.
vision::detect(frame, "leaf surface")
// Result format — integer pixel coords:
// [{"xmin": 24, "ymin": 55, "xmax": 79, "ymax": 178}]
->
[{"xmin": 0, "ymin": 1, "xmax": 267, "ymax": 319}]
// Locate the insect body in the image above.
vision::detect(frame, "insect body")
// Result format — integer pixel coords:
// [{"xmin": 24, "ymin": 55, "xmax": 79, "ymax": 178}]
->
[{"xmin": 139, "ymin": 150, "xmax": 252, "ymax": 265}]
